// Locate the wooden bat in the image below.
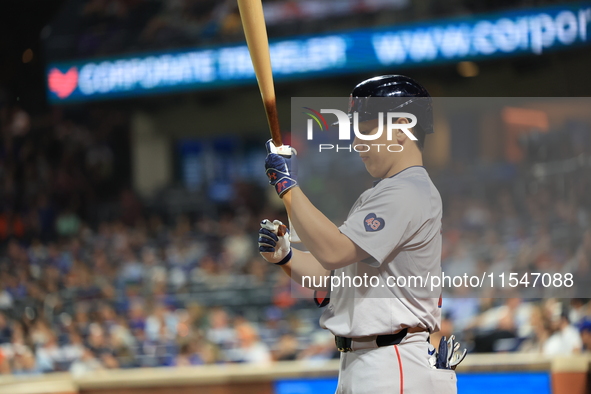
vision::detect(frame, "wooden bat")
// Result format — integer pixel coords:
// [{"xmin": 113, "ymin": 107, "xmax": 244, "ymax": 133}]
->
[
  {"xmin": 237, "ymin": 0, "xmax": 282, "ymax": 148},
  {"xmin": 237, "ymin": 0, "xmax": 287, "ymax": 237}
]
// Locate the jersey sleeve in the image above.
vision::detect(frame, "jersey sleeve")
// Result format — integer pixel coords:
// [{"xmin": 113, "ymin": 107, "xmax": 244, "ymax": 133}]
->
[{"xmin": 338, "ymin": 182, "xmax": 423, "ymax": 266}]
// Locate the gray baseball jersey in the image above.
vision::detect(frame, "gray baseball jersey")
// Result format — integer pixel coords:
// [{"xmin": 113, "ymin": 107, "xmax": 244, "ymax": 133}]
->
[{"xmin": 319, "ymin": 166, "xmax": 443, "ymax": 337}]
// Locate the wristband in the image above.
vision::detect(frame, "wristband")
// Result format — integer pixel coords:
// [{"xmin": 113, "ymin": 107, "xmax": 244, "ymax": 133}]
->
[{"xmin": 274, "ymin": 249, "xmax": 292, "ymax": 266}]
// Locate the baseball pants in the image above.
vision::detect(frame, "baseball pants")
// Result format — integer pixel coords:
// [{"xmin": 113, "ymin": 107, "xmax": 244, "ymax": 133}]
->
[{"xmin": 334, "ymin": 332, "xmax": 457, "ymax": 394}]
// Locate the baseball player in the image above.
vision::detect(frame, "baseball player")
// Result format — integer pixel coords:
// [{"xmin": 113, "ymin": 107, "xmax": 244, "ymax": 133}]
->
[{"xmin": 258, "ymin": 75, "xmax": 466, "ymax": 393}]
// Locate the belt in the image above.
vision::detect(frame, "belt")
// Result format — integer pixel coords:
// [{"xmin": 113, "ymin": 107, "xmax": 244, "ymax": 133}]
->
[{"xmin": 335, "ymin": 327, "xmax": 428, "ymax": 352}]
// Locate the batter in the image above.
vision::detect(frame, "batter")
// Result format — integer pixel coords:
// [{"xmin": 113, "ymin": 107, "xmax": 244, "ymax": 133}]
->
[{"xmin": 258, "ymin": 75, "xmax": 465, "ymax": 393}]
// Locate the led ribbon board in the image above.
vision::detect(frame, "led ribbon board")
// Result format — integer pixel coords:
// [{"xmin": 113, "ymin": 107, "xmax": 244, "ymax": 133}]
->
[{"xmin": 47, "ymin": 3, "xmax": 591, "ymax": 103}]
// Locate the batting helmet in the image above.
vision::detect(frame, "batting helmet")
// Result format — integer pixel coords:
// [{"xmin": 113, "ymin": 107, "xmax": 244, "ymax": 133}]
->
[{"xmin": 348, "ymin": 75, "xmax": 433, "ymax": 147}]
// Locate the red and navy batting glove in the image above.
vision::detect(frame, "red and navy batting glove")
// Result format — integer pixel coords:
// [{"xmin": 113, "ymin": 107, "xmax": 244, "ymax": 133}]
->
[{"xmin": 265, "ymin": 139, "xmax": 298, "ymax": 198}]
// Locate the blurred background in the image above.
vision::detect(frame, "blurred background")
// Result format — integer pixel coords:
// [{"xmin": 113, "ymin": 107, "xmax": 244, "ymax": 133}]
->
[{"xmin": 0, "ymin": 0, "xmax": 591, "ymax": 392}]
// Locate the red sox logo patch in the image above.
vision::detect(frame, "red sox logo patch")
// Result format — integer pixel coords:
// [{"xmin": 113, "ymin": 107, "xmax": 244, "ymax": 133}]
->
[{"xmin": 364, "ymin": 213, "xmax": 385, "ymax": 232}]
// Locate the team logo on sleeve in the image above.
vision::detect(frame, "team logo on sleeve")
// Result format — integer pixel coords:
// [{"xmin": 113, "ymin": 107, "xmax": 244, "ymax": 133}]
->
[{"xmin": 364, "ymin": 213, "xmax": 385, "ymax": 232}]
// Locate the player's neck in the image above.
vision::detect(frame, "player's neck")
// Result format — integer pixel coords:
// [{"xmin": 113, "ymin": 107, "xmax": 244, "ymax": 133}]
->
[{"xmin": 382, "ymin": 152, "xmax": 423, "ymax": 179}]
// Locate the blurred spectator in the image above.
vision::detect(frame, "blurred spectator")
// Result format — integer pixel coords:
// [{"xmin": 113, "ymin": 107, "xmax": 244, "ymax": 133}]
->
[
  {"xmin": 229, "ymin": 320, "xmax": 271, "ymax": 365},
  {"xmin": 69, "ymin": 347, "xmax": 104, "ymax": 376},
  {"xmin": 273, "ymin": 334, "xmax": 299, "ymax": 361},
  {"xmin": 146, "ymin": 303, "xmax": 177, "ymax": 342},
  {"xmin": 35, "ymin": 333, "xmax": 60, "ymax": 372},
  {"xmin": 174, "ymin": 342, "xmax": 203, "ymax": 366},
  {"xmin": 569, "ymin": 299, "xmax": 591, "ymax": 325},
  {"xmin": 543, "ymin": 313, "xmax": 582, "ymax": 356},
  {"xmin": 61, "ymin": 333, "xmax": 85, "ymax": 369},
  {"xmin": 12, "ymin": 347, "xmax": 38, "ymax": 375},
  {"xmin": 0, "ymin": 313, "xmax": 12, "ymax": 343},
  {"xmin": 519, "ymin": 305, "xmax": 552, "ymax": 353},
  {"xmin": 205, "ymin": 307, "xmax": 235, "ymax": 354}
]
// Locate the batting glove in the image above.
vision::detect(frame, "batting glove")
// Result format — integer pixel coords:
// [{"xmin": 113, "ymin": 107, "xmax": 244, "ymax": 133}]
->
[
  {"xmin": 434, "ymin": 335, "xmax": 467, "ymax": 370},
  {"xmin": 435, "ymin": 336, "xmax": 449, "ymax": 369},
  {"xmin": 258, "ymin": 219, "xmax": 292, "ymax": 265},
  {"xmin": 265, "ymin": 139, "xmax": 298, "ymax": 198},
  {"xmin": 447, "ymin": 335, "xmax": 467, "ymax": 370}
]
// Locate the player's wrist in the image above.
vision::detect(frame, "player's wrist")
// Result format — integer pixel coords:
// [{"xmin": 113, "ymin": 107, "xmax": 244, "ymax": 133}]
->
[
  {"xmin": 274, "ymin": 248, "xmax": 292, "ymax": 265},
  {"xmin": 277, "ymin": 181, "xmax": 298, "ymax": 198}
]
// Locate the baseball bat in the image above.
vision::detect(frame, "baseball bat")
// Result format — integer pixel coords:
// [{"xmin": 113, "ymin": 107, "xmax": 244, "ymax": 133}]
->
[
  {"xmin": 237, "ymin": 0, "xmax": 282, "ymax": 148},
  {"xmin": 237, "ymin": 0, "xmax": 287, "ymax": 237}
]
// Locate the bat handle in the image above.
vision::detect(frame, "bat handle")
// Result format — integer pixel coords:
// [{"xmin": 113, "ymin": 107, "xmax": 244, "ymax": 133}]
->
[
  {"xmin": 264, "ymin": 100, "xmax": 282, "ymax": 147},
  {"xmin": 277, "ymin": 224, "xmax": 287, "ymax": 237}
]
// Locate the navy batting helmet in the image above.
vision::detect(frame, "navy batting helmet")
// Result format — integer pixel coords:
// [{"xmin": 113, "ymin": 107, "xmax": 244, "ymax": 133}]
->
[{"xmin": 348, "ymin": 75, "xmax": 433, "ymax": 147}]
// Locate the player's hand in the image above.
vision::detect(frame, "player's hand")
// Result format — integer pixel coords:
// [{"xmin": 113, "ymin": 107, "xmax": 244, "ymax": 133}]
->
[
  {"xmin": 258, "ymin": 219, "xmax": 292, "ymax": 265},
  {"xmin": 447, "ymin": 335, "xmax": 467, "ymax": 370},
  {"xmin": 265, "ymin": 139, "xmax": 298, "ymax": 198},
  {"xmin": 433, "ymin": 335, "xmax": 467, "ymax": 370}
]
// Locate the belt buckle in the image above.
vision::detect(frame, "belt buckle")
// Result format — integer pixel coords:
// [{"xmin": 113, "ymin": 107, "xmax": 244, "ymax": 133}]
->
[{"xmin": 335, "ymin": 336, "xmax": 352, "ymax": 352}]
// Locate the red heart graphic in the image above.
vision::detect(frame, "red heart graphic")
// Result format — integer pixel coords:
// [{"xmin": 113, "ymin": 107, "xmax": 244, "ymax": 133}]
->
[{"xmin": 48, "ymin": 67, "xmax": 78, "ymax": 99}]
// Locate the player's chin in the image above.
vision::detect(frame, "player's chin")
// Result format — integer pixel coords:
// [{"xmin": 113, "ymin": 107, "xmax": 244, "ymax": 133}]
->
[{"xmin": 364, "ymin": 164, "xmax": 380, "ymax": 178}]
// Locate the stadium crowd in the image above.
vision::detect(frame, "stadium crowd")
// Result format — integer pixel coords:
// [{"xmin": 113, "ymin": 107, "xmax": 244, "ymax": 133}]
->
[
  {"xmin": 1, "ymin": 103, "xmax": 591, "ymax": 375},
  {"xmin": 45, "ymin": 0, "xmax": 407, "ymax": 61},
  {"xmin": 44, "ymin": 0, "xmax": 575, "ymax": 62}
]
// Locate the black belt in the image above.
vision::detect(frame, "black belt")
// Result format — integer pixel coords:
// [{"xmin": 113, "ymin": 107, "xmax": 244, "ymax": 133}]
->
[{"xmin": 335, "ymin": 328, "xmax": 409, "ymax": 352}]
